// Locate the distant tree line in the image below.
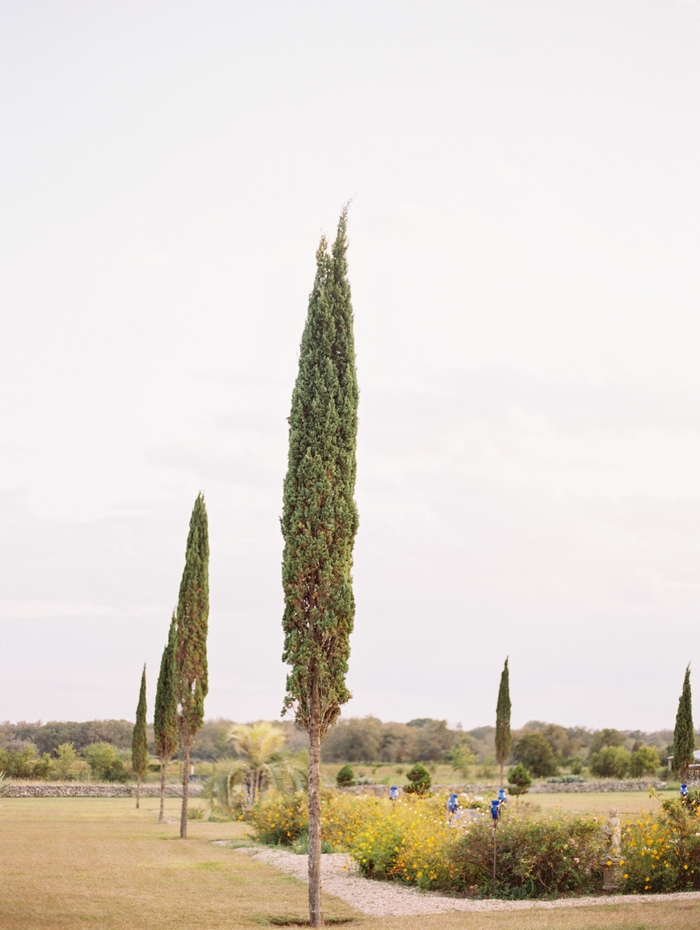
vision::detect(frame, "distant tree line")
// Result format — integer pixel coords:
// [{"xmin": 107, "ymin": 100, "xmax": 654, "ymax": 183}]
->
[
  {"xmin": 1, "ymin": 715, "xmax": 688, "ymax": 777},
  {"xmin": 0, "ymin": 719, "xmax": 135, "ymax": 755}
]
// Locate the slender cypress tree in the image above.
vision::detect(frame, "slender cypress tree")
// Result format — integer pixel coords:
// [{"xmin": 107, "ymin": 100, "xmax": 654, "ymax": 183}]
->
[
  {"xmin": 132, "ymin": 665, "xmax": 148, "ymax": 809},
  {"xmin": 495, "ymin": 657, "xmax": 511, "ymax": 789},
  {"xmin": 154, "ymin": 614, "xmax": 179, "ymax": 824},
  {"xmin": 281, "ymin": 208, "xmax": 358, "ymax": 928},
  {"xmin": 673, "ymin": 664, "xmax": 694, "ymax": 781},
  {"xmin": 175, "ymin": 493, "xmax": 209, "ymax": 839}
]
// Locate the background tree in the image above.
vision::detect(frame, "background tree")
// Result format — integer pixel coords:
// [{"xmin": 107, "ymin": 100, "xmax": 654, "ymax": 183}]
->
[
  {"xmin": 154, "ymin": 615, "xmax": 178, "ymax": 824},
  {"xmin": 589, "ymin": 745, "xmax": 631, "ymax": 779},
  {"xmin": 629, "ymin": 745, "xmax": 661, "ymax": 778},
  {"xmin": 513, "ymin": 732, "xmax": 558, "ymax": 778},
  {"xmin": 206, "ymin": 722, "xmax": 306, "ymax": 813},
  {"xmin": 281, "ymin": 209, "xmax": 359, "ymax": 927},
  {"xmin": 495, "ymin": 657, "xmax": 511, "ymax": 788},
  {"xmin": 673, "ymin": 664, "xmax": 694, "ymax": 780},
  {"xmin": 175, "ymin": 493, "xmax": 210, "ymax": 838},
  {"xmin": 131, "ymin": 665, "xmax": 148, "ymax": 808},
  {"xmin": 52, "ymin": 742, "xmax": 78, "ymax": 781}
]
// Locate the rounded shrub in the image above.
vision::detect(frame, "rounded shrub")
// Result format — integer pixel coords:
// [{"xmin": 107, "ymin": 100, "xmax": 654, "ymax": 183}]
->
[
  {"xmin": 404, "ymin": 763, "xmax": 431, "ymax": 795},
  {"xmin": 336, "ymin": 764, "xmax": 355, "ymax": 787}
]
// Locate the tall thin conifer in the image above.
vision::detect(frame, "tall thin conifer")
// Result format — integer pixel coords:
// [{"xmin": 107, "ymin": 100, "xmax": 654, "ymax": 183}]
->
[
  {"xmin": 495, "ymin": 657, "xmax": 511, "ymax": 789},
  {"xmin": 673, "ymin": 664, "xmax": 694, "ymax": 781},
  {"xmin": 132, "ymin": 665, "xmax": 148, "ymax": 809},
  {"xmin": 175, "ymin": 493, "xmax": 209, "ymax": 839},
  {"xmin": 154, "ymin": 614, "xmax": 178, "ymax": 824},
  {"xmin": 281, "ymin": 209, "xmax": 359, "ymax": 927}
]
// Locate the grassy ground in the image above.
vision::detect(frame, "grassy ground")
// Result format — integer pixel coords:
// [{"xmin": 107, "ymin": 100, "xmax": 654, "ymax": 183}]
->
[
  {"xmin": 2, "ymin": 796, "xmax": 699, "ymax": 929},
  {"xmin": 518, "ymin": 790, "xmax": 674, "ymax": 817}
]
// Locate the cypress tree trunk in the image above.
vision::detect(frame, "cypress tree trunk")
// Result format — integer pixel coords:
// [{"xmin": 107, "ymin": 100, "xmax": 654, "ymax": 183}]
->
[
  {"xmin": 180, "ymin": 738, "xmax": 191, "ymax": 839},
  {"xmin": 281, "ymin": 209, "xmax": 358, "ymax": 928},
  {"xmin": 159, "ymin": 760, "xmax": 167, "ymax": 824},
  {"xmin": 495, "ymin": 658, "xmax": 511, "ymax": 789},
  {"xmin": 308, "ymin": 670, "xmax": 323, "ymax": 927}
]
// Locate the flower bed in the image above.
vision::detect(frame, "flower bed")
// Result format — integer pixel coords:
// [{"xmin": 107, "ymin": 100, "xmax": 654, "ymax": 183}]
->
[{"xmin": 247, "ymin": 789, "xmax": 700, "ymax": 899}]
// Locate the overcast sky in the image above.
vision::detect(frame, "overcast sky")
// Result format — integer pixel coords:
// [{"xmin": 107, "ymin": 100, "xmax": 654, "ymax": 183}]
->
[{"xmin": 2, "ymin": 1, "xmax": 700, "ymax": 732}]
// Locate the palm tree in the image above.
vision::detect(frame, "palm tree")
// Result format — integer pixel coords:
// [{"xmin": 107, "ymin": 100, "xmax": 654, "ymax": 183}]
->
[{"xmin": 208, "ymin": 722, "xmax": 306, "ymax": 812}]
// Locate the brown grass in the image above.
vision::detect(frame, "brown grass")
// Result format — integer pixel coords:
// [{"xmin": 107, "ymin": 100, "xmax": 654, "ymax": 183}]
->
[{"xmin": 1, "ymin": 796, "xmax": 699, "ymax": 930}]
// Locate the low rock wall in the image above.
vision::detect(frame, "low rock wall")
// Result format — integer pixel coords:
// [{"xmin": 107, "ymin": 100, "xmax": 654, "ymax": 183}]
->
[
  {"xmin": 2, "ymin": 783, "xmax": 203, "ymax": 798},
  {"xmin": 339, "ymin": 780, "xmax": 668, "ymax": 797},
  {"xmin": 530, "ymin": 780, "xmax": 667, "ymax": 794}
]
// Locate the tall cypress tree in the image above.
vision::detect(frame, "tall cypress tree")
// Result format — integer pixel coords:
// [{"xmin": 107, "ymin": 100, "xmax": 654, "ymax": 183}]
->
[
  {"xmin": 495, "ymin": 657, "xmax": 512, "ymax": 789},
  {"xmin": 131, "ymin": 665, "xmax": 148, "ymax": 809},
  {"xmin": 175, "ymin": 493, "xmax": 209, "ymax": 839},
  {"xmin": 154, "ymin": 614, "xmax": 178, "ymax": 824},
  {"xmin": 281, "ymin": 209, "xmax": 358, "ymax": 928},
  {"xmin": 673, "ymin": 664, "xmax": 694, "ymax": 781}
]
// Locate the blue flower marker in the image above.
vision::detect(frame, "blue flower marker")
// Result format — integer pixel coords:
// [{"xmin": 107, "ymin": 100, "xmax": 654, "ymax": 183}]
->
[
  {"xmin": 491, "ymin": 798, "xmax": 500, "ymax": 820},
  {"xmin": 389, "ymin": 785, "xmax": 399, "ymax": 801},
  {"xmin": 498, "ymin": 788, "xmax": 506, "ymax": 803},
  {"xmin": 448, "ymin": 793, "xmax": 458, "ymax": 814},
  {"xmin": 681, "ymin": 783, "xmax": 688, "ymax": 798}
]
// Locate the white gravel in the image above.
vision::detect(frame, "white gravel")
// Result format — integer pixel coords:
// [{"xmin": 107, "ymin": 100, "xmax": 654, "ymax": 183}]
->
[{"xmin": 223, "ymin": 846, "xmax": 700, "ymax": 917}]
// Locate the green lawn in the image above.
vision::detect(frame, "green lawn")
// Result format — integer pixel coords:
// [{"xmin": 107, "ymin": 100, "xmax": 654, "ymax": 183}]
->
[{"xmin": 2, "ymin": 796, "xmax": 699, "ymax": 930}]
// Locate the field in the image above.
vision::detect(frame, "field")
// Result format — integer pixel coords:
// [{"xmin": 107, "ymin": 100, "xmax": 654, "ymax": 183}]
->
[{"xmin": 2, "ymin": 795, "xmax": 700, "ymax": 929}]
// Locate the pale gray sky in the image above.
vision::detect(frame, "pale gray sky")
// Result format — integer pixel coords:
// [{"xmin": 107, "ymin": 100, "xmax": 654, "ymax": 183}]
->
[{"xmin": 2, "ymin": 1, "xmax": 700, "ymax": 731}]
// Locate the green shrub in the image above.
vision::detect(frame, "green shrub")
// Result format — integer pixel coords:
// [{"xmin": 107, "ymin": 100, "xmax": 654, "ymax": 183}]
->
[
  {"xmin": 52, "ymin": 743, "xmax": 79, "ymax": 781},
  {"xmin": 404, "ymin": 762, "xmax": 431, "ymax": 795},
  {"xmin": 336, "ymin": 764, "xmax": 355, "ymax": 787},
  {"xmin": 589, "ymin": 746, "xmax": 631, "ymax": 779},
  {"xmin": 450, "ymin": 813, "xmax": 604, "ymax": 898},
  {"xmin": 82, "ymin": 742, "xmax": 130, "ymax": 783},
  {"xmin": 629, "ymin": 746, "xmax": 661, "ymax": 778},
  {"xmin": 0, "ymin": 745, "xmax": 52, "ymax": 779},
  {"xmin": 507, "ymin": 763, "xmax": 532, "ymax": 797}
]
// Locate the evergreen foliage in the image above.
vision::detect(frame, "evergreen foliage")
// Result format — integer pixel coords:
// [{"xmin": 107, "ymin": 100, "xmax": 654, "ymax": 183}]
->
[
  {"xmin": 673, "ymin": 664, "xmax": 694, "ymax": 780},
  {"xmin": 513, "ymin": 732, "xmax": 558, "ymax": 778},
  {"xmin": 404, "ymin": 762, "xmax": 432, "ymax": 795},
  {"xmin": 175, "ymin": 493, "xmax": 210, "ymax": 838},
  {"xmin": 281, "ymin": 208, "xmax": 358, "ymax": 927},
  {"xmin": 507, "ymin": 761, "xmax": 532, "ymax": 797},
  {"xmin": 131, "ymin": 665, "xmax": 148, "ymax": 808},
  {"xmin": 154, "ymin": 614, "xmax": 179, "ymax": 823},
  {"xmin": 336, "ymin": 764, "xmax": 355, "ymax": 787},
  {"xmin": 495, "ymin": 657, "xmax": 511, "ymax": 788}
]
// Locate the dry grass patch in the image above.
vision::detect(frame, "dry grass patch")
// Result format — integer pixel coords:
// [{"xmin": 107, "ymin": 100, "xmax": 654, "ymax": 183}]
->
[
  {"xmin": 0, "ymin": 798, "xmax": 358, "ymax": 930},
  {"xmin": 525, "ymin": 790, "xmax": 674, "ymax": 817}
]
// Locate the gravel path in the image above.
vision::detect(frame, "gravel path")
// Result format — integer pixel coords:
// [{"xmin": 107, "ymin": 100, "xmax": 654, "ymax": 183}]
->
[{"xmin": 222, "ymin": 846, "xmax": 700, "ymax": 917}]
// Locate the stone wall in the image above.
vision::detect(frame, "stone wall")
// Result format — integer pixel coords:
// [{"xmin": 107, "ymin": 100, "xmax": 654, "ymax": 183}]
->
[
  {"xmin": 2, "ymin": 783, "xmax": 203, "ymax": 798},
  {"xmin": 339, "ymin": 780, "xmax": 668, "ymax": 798},
  {"xmin": 530, "ymin": 780, "xmax": 667, "ymax": 794}
]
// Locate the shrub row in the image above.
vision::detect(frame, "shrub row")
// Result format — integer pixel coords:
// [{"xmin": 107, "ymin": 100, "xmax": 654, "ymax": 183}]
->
[{"xmin": 247, "ymin": 789, "xmax": 700, "ymax": 898}]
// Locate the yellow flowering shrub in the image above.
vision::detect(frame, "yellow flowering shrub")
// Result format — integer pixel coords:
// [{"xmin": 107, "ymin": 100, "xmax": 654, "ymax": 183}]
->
[
  {"xmin": 248, "ymin": 791, "xmax": 308, "ymax": 845},
  {"xmin": 348, "ymin": 795, "xmax": 459, "ymax": 891},
  {"xmin": 620, "ymin": 800, "xmax": 700, "ymax": 893}
]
